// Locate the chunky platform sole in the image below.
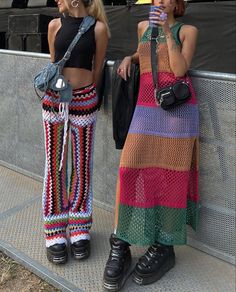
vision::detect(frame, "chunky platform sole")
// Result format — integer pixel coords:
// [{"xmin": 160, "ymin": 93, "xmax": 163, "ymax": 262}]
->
[
  {"xmin": 46, "ymin": 249, "xmax": 68, "ymax": 264},
  {"xmin": 71, "ymin": 245, "xmax": 90, "ymax": 260},
  {"xmin": 132, "ymin": 257, "xmax": 175, "ymax": 285},
  {"xmin": 103, "ymin": 263, "xmax": 132, "ymax": 292},
  {"xmin": 103, "ymin": 273, "xmax": 131, "ymax": 292}
]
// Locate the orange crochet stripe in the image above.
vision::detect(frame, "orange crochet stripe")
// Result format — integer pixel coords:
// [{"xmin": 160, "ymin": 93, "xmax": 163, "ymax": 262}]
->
[{"xmin": 120, "ymin": 134, "xmax": 199, "ymax": 172}]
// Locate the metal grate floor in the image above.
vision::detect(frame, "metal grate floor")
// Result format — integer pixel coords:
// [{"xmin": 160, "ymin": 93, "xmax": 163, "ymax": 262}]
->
[{"xmin": 0, "ymin": 165, "xmax": 235, "ymax": 292}]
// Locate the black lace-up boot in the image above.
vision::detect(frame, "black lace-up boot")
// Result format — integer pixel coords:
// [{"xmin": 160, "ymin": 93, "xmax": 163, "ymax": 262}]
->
[
  {"xmin": 71, "ymin": 239, "xmax": 90, "ymax": 260},
  {"xmin": 46, "ymin": 243, "xmax": 68, "ymax": 264},
  {"xmin": 132, "ymin": 243, "xmax": 175, "ymax": 285},
  {"xmin": 103, "ymin": 234, "xmax": 132, "ymax": 291}
]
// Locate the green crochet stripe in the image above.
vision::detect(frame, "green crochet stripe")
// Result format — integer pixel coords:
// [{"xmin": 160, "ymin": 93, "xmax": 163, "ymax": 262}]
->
[
  {"xmin": 44, "ymin": 217, "xmax": 68, "ymax": 224},
  {"xmin": 141, "ymin": 22, "xmax": 183, "ymax": 46},
  {"xmin": 116, "ymin": 200, "xmax": 200, "ymax": 246}
]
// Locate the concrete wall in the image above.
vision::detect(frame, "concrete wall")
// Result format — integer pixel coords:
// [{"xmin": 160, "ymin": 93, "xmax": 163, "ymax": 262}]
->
[{"xmin": 0, "ymin": 50, "xmax": 235, "ymax": 265}]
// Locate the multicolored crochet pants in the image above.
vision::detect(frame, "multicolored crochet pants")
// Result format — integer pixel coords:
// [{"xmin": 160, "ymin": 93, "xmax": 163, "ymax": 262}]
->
[{"xmin": 41, "ymin": 84, "xmax": 98, "ymax": 247}]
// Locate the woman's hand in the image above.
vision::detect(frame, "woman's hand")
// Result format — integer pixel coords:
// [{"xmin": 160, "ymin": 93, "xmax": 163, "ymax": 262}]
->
[
  {"xmin": 149, "ymin": 8, "xmax": 170, "ymax": 33},
  {"xmin": 117, "ymin": 56, "xmax": 132, "ymax": 81}
]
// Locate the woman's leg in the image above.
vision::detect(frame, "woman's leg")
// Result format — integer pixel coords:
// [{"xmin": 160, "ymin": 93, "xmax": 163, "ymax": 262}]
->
[
  {"xmin": 132, "ymin": 243, "xmax": 175, "ymax": 285},
  {"xmin": 68, "ymin": 85, "xmax": 98, "ymax": 251},
  {"xmin": 103, "ymin": 234, "xmax": 132, "ymax": 292},
  {"xmin": 69, "ymin": 119, "xmax": 96, "ymax": 243},
  {"xmin": 42, "ymin": 93, "xmax": 69, "ymax": 250}
]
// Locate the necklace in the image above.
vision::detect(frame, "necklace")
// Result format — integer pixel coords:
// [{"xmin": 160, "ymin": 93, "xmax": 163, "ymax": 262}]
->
[{"xmin": 155, "ymin": 22, "xmax": 177, "ymax": 44}]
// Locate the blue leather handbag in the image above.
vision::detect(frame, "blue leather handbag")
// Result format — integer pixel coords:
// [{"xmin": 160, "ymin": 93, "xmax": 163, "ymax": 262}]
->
[{"xmin": 34, "ymin": 16, "xmax": 95, "ymax": 103}]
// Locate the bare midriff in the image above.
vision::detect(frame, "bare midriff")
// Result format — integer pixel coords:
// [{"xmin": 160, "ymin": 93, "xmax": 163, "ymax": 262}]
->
[{"xmin": 62, "ymin": 67, "xmax": 94, "ymax": 89}]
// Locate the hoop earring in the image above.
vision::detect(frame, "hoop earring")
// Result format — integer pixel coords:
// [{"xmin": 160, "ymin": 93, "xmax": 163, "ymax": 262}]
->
[{"xmin": 71, "ymin": 0, "xmax": 79, "ymax": 8}]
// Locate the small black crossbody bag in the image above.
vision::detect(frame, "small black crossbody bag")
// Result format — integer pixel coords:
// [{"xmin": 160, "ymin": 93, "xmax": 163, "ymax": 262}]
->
[{"xmin": 150, "ymin": 26, "xmax": 191, "ymax": 110}]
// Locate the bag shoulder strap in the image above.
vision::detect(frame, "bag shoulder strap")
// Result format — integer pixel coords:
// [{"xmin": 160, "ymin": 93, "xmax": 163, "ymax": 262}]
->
[
  {"xmin": 58, "ymin": 16, "xmax": 96, "ymax": 67},
  {"xmin": 151, "ymin": 26, "xmax": 159, "ymax": 91},
  {"xmin": 151, "ymin": 24, "xmax": 190, "ymax": 90}
]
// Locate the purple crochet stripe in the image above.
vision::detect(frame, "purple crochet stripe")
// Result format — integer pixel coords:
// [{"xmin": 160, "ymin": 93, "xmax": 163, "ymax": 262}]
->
[{"xmin": 129, "ymin": 104, "xmax": 199, "ymax": 138}]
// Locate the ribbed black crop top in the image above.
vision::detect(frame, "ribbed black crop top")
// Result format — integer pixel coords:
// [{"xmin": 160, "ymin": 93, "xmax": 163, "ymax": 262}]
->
[{"xmin": 54, "ymin": 16, "xmax": 96, "ymax": 70}]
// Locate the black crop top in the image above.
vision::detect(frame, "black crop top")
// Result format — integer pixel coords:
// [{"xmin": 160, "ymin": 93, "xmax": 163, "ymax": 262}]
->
[{"xmin": 54, "ymin": 16, "xmax": 96, "ymax": 70}]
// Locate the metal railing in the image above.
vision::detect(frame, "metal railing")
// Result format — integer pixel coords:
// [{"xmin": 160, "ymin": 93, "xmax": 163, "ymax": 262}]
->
[{"xmin": 0, "ymin": 50, "xmax": 235, "ymax": 265}]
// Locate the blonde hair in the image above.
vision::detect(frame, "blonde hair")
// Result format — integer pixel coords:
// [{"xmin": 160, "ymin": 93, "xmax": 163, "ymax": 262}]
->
[{"xmin": 85, "ymin": 0, "xmax": 110, "ymax": 37}]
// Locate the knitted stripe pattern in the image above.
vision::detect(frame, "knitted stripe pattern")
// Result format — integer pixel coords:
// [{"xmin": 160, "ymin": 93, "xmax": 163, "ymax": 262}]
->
[
  {"xmin": 115, "ymin": 23, "xmax": 200, "ymax": 246},
  {"xmin": 42, "ymin": 84, "xmax": 98, "ymax": 247}
]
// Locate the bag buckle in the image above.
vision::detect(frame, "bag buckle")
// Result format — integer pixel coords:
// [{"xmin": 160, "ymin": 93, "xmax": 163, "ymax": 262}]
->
[
  {"xmin": 55, "ymin": 77, "xmax": 67, "ymax": 90},
  {"xmin": 154, "ymin": 88, "xmax": 157, "ymax": 99},
  {"xmin": 63, "ymin": 51, "xmax": 71, "ymax": 61}
]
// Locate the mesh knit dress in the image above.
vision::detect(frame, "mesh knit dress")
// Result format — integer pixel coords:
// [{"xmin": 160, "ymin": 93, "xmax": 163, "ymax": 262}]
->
[{"xmin": 114, "ymin": 23, "xmax": 200, "ymax": 246}]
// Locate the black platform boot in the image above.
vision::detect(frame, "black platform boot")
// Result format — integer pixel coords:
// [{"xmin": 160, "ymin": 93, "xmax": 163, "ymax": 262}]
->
[
  {"xmin": 71, "ymin": 240, "xmax": 90, "ymax": 260},
  {"xmin": 103, "ymin": 234, "xmax": 132, "ymax": 291},
  {"xmin": 46, "ymin": 243, "xmax": 68, "ymax": 264},
  {"xmin": 132, "ymin": 243, "xmax": 175, "ymax": 285}
]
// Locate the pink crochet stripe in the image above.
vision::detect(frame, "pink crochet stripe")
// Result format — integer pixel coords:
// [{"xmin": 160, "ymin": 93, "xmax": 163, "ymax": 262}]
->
[
  {"xmin": 70, "ymin": 230, "xmax": 89, "ymax": 237},
  {"xmin": 44, "ymin": 222, "xmax": 67, "ymax": 229},
  {"xmin": 46, "ymin": 234, "xmax": 66, "ymax": 241},
  {"xmin": 119, "ymin": 167, "xmax": 199, "ymax": 209},
  {"xmin": 137, "ymin": 72, "xmax": 197, "ymax": 106}
]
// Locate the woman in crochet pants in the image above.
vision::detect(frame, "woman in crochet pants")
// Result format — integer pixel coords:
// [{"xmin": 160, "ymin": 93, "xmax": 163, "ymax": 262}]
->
[{"xmin": 41, "ymin": 0, "xmax": 109, "ymax": 264}]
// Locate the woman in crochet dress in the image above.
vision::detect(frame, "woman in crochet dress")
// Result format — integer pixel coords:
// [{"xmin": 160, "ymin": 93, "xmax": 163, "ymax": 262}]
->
[{"xmin": 103, "ymin": 0, "xmax": 199, "ymax": 290}]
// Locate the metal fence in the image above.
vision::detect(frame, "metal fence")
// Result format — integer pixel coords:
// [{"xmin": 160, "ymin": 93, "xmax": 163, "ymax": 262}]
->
[{"xmin": 0, "ymin": 50, "xmax": 235, "ymax": 265}]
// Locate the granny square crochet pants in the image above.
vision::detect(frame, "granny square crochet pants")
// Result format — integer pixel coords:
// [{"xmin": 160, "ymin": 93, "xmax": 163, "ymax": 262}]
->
[{"xmin": 41, "ymin": 84, "xmax": 98, "ymax": 247}]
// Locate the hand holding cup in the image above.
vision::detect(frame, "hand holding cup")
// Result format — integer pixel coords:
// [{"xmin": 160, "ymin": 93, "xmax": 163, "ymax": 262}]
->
[{"xmin": 149, "ymin": 5, "xmax": 168, "ymax": 27}]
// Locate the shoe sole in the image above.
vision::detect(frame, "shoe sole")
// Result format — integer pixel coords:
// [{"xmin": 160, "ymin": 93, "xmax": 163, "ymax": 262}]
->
[
  {"xmin": 132, "ymin": 257, "xmax": 175, "ymax": 285},
  {"xmin": 46, "ymin": 250, "xmax": 68, "ymax": 264},
  {"xmin": 103, "ymin": 262, "xmax": 132, "ymax": 292},
  {"xmin": 71, "ymin": 250, "xmax": 90, "ymax": 260}
]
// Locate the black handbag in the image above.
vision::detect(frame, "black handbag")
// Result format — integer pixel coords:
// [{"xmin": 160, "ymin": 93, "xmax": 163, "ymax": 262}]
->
[
  {"xmin": 156, "ymin": 80, "xmax": 191, "ymax": 110},
  {"xmin": 150, "ymin": 27, "xmax": 191, "ymax": 110}
]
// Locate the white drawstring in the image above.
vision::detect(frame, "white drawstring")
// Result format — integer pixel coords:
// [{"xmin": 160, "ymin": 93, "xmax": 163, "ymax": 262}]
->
[{"xmin": 59, "ymin": 102, "xmax": 69, "ymax": 171}]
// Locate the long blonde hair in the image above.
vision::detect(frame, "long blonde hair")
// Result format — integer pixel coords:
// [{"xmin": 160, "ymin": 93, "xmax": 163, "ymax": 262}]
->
[{"xmin": 85, "ymin": 0, "xmax": 110, "ymax": 37}]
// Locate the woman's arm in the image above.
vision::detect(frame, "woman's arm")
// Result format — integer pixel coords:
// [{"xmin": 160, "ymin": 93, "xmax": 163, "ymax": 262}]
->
[
  {"xmin": 118, "ymin": 21, "xmax": 147, "ymax": 81},
  {"xmin": 93, "ymin": 21, "xmax": 109, "ymax": 85},
  {"xmin": 164, "ymin": 24, "xmax": 198, "ymax": 77},
  {"xmin": 47, "ymin": 18, "xmax": 61, "ymax": 63},
  {"xmin": 151, "ymin": 8, "xmax": 198, "ymax": 77}
]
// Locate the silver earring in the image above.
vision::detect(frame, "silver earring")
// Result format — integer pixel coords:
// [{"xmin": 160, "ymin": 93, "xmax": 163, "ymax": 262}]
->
[{"xmin": 71, "ymin": 0, "xmax": 79, "ymax": 8}]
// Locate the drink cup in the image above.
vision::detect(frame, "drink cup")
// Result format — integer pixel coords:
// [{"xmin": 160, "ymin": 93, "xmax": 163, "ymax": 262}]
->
[{"xmin": 149, "ymin": 5, "xmax": 167, "ymax": 27}]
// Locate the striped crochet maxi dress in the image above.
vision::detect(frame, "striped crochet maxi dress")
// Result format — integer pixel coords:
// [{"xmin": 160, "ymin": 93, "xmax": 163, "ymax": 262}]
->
[{"xmin": 115, "ymin": 23, "xmax": 200, "ymax": 246}]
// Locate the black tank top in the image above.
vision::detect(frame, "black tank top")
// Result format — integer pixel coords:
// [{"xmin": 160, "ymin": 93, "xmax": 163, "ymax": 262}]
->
[{"xmin": 54, "ymin": 16, "xmax": 96, "ymax": 70}]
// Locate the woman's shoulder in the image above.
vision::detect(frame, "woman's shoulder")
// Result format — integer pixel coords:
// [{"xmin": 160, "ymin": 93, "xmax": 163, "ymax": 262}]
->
[
  {"xmin": 94, "ymin": 20, "xmax": 108, "ymax": 37},
  {"xmin": 180, "ymin": 24, "xmax": 198, "ymax": 35},
  {"xmin": 137, "ymin": 21, "xmax": 149, "ymax": 37},
  {"xmin": 95, "ymin": 21, "xmax": 107, "ymax": 32},
  {"xmin": 48, "ymin": 18, "xmax": 61, "ymax": 33},
  {"xmin": 178, "ymin": 23, "xmax": 198, "ymax": 45},
  {"xmin": 138, "ymin": 21, "xmax": 149, "ymax": 30},
  {"xmin": 94, "ymin": 20, "xmax": 110, "ymax": 40}
]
